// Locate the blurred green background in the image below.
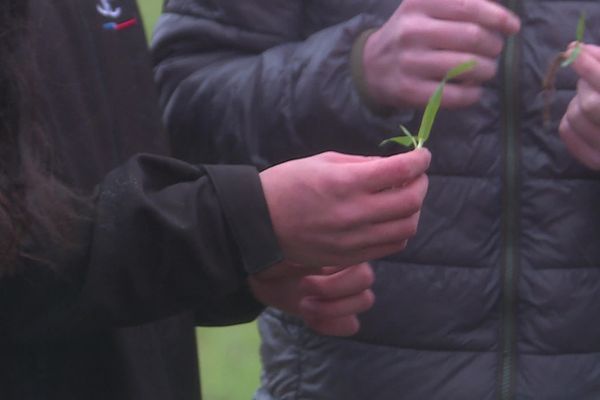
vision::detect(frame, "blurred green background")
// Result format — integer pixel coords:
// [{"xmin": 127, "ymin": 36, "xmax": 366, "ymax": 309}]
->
[{"xmin": 136, "ymin": 1, "xmax": 262, "ymax": 399}]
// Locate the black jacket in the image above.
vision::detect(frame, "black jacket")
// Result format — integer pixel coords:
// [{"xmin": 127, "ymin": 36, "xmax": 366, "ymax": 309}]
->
[
  {"xmin": 153, "ymin": 1, "xmax": 600, "ymax": 399},
  {"xmin": 0, "ymin": 1, "xmax": 281, "ymax": 399}
]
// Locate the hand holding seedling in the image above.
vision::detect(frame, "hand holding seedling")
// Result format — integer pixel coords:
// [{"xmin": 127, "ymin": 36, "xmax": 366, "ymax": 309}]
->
[
  {"xmin": 543, "ymin": 12, "xmax": 586, "ymax": 125},
  {"xmin": 260, "ymin": 149, "xmax": 430, "ymax": 267},
  {"xmin": 362, "ymin": 0, "xmax": 520, "ymax": 109},
  {"xmin": 250, "ymin": 262, "xmax": 375, "ymax": 336},
  {"xmin": 559, "ymin": 44, "xmax": 600, "ymax": 170}
]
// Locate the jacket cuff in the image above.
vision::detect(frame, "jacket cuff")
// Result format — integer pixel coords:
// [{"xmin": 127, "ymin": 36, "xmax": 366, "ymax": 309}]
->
[
  {"xmin": 350, "ymin": 28, "xmax": 396, "ymax": 117},
  {"xmin": 206, "ymin": 165, "xmax": 283, "ymax": 275}
]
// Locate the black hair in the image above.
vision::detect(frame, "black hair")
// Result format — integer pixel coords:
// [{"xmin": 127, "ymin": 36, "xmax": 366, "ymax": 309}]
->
[{"xmin": 0, "ymin": 1, "xmax": 84, "ymax": 272}]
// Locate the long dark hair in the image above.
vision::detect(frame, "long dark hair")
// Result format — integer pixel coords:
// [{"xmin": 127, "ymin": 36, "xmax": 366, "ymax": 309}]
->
[{"xmin": 0, "ymin": 1, "xmax": 83, "ymax": 272}]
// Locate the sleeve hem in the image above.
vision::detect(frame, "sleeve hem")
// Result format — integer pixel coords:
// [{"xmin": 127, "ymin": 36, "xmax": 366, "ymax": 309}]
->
[{"xmin": 205, "ymin": 165, "xmax": 284, "ymax": 275}]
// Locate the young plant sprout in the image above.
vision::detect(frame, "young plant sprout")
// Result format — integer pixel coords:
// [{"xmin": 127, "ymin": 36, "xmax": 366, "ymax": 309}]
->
[
  {"xmin": 543, "ymin": 12, "xmax": 586, "ymax": 125},
  {"xmin": 561, "ymin": 12, "xmax": 586, "ymax": 68},
  {"xmin": 380, "ymin": 60, "xmax": 477, "ymax": 150}
]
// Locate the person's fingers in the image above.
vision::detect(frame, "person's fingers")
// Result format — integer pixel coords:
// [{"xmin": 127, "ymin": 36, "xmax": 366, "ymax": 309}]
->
[
  {"xmin": 300, "ymin": 289, "xmax": 375, "ymax": 320},
  {"xmin": 438, "ymin": 83, "xmax": 483, "ymax": 108},
  {"xmin": 559, "ymin": 107, "xmax": 600, "ymax": 171},
  {"xmin": 420, "ymin": 0, "xmax": 520, "ymax": 35},
  {"xmin": 318, "ymin": 151, "xmax": 379, "ymax": 164},
  {"xmin": 356, "ymin": 174, "xmax": 429, "ymax": 225},
  {"xmin": 404, "ymin": 19, "xmax": 504, "ymax": 58},
  {"xmin": 318, "ymin": 266, "xmax": 347, "ymax": 275},
  {"xmin": 351, "ymin": 148, "xmax": 431, "ymax": 193},
  {"xmin": 323, "ymin": 213, "xmax": 418, "ymax": 266},
  {"xmin": 561, "ymin": 93, "xmax": 600, "ymax": 151},
  {"xmin": 574, "ymin": 80, "xmax": 600, "ymax": 126},
  {"xmin": 563, "ymin": 103, "xmax": 597, "ymax": 148},
  {"xmin": 252, "ymin": 260, "xmax": 324, "ymax": 281},
  {"xmin": 305, "ymin": 315, "xmax": 361, "ymax": 337},
  {"xmin": 569, "ymin": 43, "xmax": 600, "ymax": 63},
  {"xmin": 300, "ymin": 263, "xmax": 374, "ymax": 300},
  {"xmin": 582, "ymin": 44, "xmax": 600, "ymax": 63},
  {"xmin": 572, "ymin": 45, "xmax": 600, "ymax": 93},
  {"xmin": 347, "ymin": 211, "xmax": 421, "ymax": 251},
  {"xmin": 384, "ymin": 77, "xmax": 482, "ymax": 108},
  {"xmin": 397, "ymin": 50, "xmax": 497, "ymax": 86}
]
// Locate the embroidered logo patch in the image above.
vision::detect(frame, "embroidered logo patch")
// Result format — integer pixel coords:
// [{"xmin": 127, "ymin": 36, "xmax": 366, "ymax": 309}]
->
[
  {"xmin": 96, "ymin": 0, "xmax": 138, "ymax": 32},
  {"xmin": 97, "ymin": 0, "xmax": 122, "ymax": 19},
  {"xmin": 103, "ymin": 18, "xmax": 138, "ymax": 31}
]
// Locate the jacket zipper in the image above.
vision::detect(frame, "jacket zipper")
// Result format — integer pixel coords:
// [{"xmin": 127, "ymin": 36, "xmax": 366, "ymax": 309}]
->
[{"xmin": 499, "ymin": 0, "xmax": 520, "ymax": 399}]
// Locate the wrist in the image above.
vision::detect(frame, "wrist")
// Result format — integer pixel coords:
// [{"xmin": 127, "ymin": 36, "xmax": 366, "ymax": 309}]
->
[{"xmin": 351, "ymin": 28, "xmax": 395, "ymax": 116}]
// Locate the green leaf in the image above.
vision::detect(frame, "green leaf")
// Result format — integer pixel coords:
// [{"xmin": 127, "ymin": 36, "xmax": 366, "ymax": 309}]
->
[
  {"xmin": 416, "ymin": 83, "xmax": 444, "ymax": 146},
  {"xmin": 399, "ymin": 124, "xmax": 418, "ymax": 148},
  {"xmin": 562, "ymin": 12, "xmax": 586, "ymax": 68},
  {"xmin": 380, "ymin": 135, "xmax": 416, "ymax": 148},
  {"xmin": 561, "ymin": 44, "xmax": 582, "ymax": 67},
  {"xmin": 416, "ymin": 60, "xmax": 476, "ymax": 146},
  {"xmin": 379, "ymin": 125, "xmax": 418, "ymax": 148},
  {"xmin": 379, "ymin": 60, "xmax": 476, "ymax": 149},
  {"xmin": 399, "ymin": 124, "xmax": 414, "ymax": 139},
  {"xmin": 576, "ymin": 11, "xmax": 586, "ymax": 42},
  {"xmin": 444, "ymin": 60, "xmax": 478, "ymax": 81}
]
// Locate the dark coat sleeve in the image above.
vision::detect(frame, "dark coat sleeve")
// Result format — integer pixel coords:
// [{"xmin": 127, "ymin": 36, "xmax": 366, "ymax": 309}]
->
[
  {"xmin": 86, "ymin": 154, "xmax": 282, "ymax": 324},
  {"xmin": 3, "ymin": 154, "xmax": 282, "ymax": 342},
  {"xmin": 152, "ymin": 0, "xmax": 415, "ymax": 169}
]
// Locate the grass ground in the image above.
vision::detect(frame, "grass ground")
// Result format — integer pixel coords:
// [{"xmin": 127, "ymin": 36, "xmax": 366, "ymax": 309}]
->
[
  {"xmin": 136, "ymin": 1, "xmax": 263, "ymax": 399},
  {"xmin": 137, "ymin": 0, "xmax": 162, "ymax": 40}
]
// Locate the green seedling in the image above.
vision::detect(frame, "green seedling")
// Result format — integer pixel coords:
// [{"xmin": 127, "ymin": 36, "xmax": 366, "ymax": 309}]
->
[
  {"xmin": 561, "ymin": 12, "xmax": 586, "ymax": 67},
  {"xmin": 543, "ymin": 12, "xmax": 586, "ymax": 125},
  {"xmin": 380, "ymin": 60, "xmax": 477, "ymax": 150}
]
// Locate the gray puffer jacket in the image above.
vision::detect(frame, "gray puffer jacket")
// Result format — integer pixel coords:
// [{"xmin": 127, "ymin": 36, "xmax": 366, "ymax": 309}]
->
[{"xmin": 153, "ymin": 1, "xmax": 600, "ymax": 399}]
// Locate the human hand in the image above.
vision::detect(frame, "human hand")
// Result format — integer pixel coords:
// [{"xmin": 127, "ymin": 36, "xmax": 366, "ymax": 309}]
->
[
  {"xmin": 559, "ymin": 44, "xmax": 600, "ymax": 170},
  {"xmin": 249, "ymin": 262, "xmax": 374, "ymax": 336},
  {"xmin": 259, "ymin": 149, "xmax": 431, "ymax": 267},
  {"xmin": 362, "ymin": 0, "xmax": 520, "ymax": 109}
]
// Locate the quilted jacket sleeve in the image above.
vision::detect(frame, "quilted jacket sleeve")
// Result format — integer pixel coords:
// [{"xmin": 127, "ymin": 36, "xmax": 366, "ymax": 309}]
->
[{"xmin": 152, "ymin": 0, "xmax": 415, "ymax": 169}]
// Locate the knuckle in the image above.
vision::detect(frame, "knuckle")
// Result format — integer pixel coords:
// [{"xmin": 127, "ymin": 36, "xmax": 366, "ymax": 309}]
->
[{"xmin": 396, "ymin": 18, "xmax": 420, "ymax": 46}]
